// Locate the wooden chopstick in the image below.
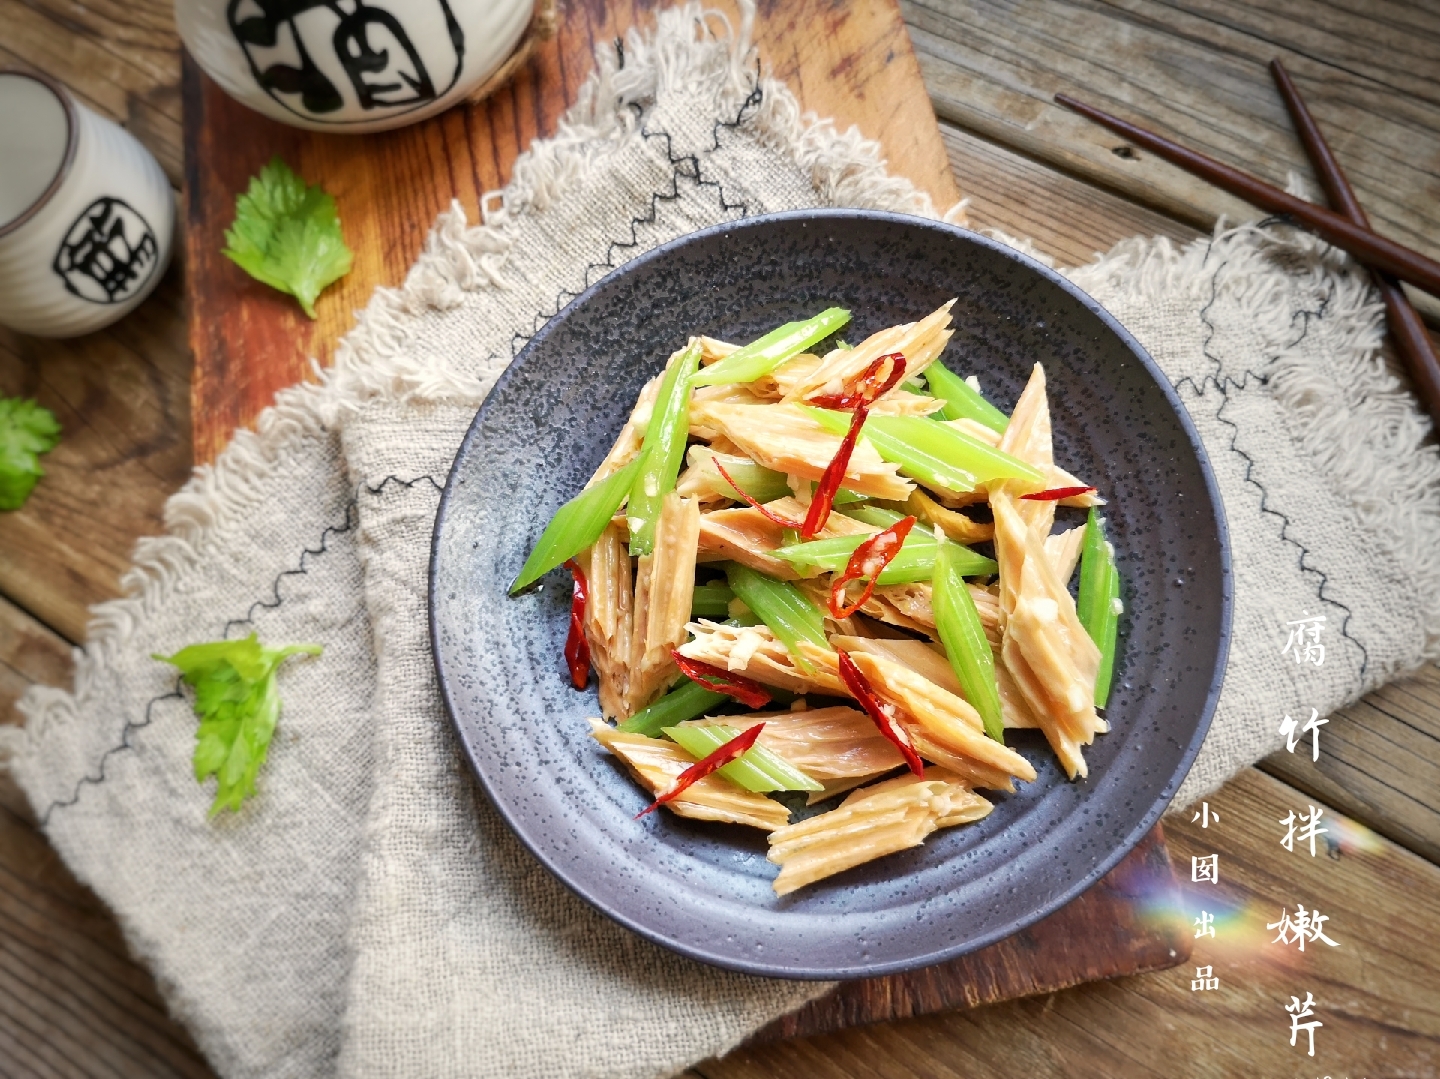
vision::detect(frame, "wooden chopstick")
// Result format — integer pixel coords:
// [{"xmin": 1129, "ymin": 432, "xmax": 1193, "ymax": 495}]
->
[
  {"xmin": 1053, "ymin": 92, "xmax": 1440, "ymax": 300},
  {"xmin": 1269, "ymin": 59, "xmax": 1440, "ymax": 425}
]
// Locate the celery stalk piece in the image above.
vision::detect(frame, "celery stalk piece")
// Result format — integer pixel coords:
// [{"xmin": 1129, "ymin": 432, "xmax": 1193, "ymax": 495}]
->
[
  {"xmin": 1094, "ymin": 559, "xmax": 1122, "ymax": 707},
  {"xmin": 663, "ymin": 724, "xmax": 824, "ymax": 792},
  {"xmin": 690, "ymin": 307, "xmax": 850, "ymax": 387},
  {"xmin": 725, "ymin": 563, "xmax": 830, "ymax": 672},
  {"xmin": 772, "ymin": 531, "xmax": 996, "ymax": 583},
  {"xmin": 627, "ymin": 341, "xmax": 703, "ymax": 555},
  {"xmin": 1076, "ymin": 509, "xmax": 1111, "ymax": 635},
  {"xmin": 924, "ymin": 362, "xmax": 1009, "ymax": 434},
  {"xmin": 1077, "ymin": 509, "xmax": 1122, "ymax": 708},
  {"xmin": 617, "ymin": 678, "xmax": 728, "ymax": 737},
  {"xmin": 510, "ymin": 457, "xmax": 643, "ymax": 593},
  {"xmin": 692, "ymin": 582, "xmax": 735, "ymax": 618},
  {"xmin": 702, "ymin": 459, "xmax": 791, "ymax": 503},
  {"xmin": 805, "ymin": 408, "xmax": 1044, "ymax": 493},
  {"xmin": 837, "ymin": 505, "xmax": 908, "ymax": 530},
  {"xmin": 932, "ymin": 539, "xmax": 1005, "ymax": 742}
]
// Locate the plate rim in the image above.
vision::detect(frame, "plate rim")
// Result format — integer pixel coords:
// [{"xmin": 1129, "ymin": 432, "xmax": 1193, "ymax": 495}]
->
[{"xmin": 429, "ymin": 207, "xmax": 1233, "ymax": 979}]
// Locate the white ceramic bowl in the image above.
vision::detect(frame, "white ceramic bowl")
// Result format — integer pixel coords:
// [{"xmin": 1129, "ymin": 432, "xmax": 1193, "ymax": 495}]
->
[
  {"xmin": 176, "ymin": 0, "xmax": 534, "ymax": 133},
  {"xmin": 0, "ymin": 71, "xmax": 174, "ymax": 338}
]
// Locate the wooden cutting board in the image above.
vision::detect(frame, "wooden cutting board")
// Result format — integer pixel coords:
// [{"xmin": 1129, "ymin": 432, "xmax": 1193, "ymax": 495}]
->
[{"xmin": 181, "ymin": 0, "xmax": 1190, "ymax": 1038}]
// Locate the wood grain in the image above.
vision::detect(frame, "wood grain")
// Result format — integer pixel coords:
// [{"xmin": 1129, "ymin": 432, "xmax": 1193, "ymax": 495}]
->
[
  {"xmin": 1263, "ymin": 663, "xmax": 1440, "ymax": 866},
  {"xmin": 183, "ymin": 0, "xmax": 961, "ymax": 462},
  {"xmin": 0, "ymin": 0, "xmax": 182, "ymax": 185},
  {"xmin": 751, "ymin": 827, "xmax": 1190, "ymax": 1044},
  {"xmin": 5, "ymin": 0, "xmax": 1440, "ymax": 1073},
  {"xmin": 700, "ymin": 769, "xmax": 1440, "ymax": 1079},
  {"xmin": 0, "ymin": 597, "xmax": 217, "ymax": 1079},
  {"xmin": 0, "ymin": 263, "xmax": 192, "ymax": 643},
  {"xmin": 904, "ymin": 0, "xmax": 1440, "ymax": 321}
]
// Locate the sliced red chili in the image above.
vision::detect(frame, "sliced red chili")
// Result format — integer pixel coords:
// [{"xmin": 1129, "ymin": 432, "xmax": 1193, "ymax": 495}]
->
[
  {"xmin": 837, "ymin": 650, "xmax": 925, "ymax": 776},
  {"xmin": 808, "ymin": 352, "xmax": 908, "ymax": 410},
  {"xmin": 801, "ymin": 404, "xmax": 867, "ymax": 539},
  {"xmin": 671, "ymin": 651, "xmax": 773, "ymax": 709},
  {"xmin": 829, "ymin": 515, "xmax": 916, "ymax": 619},
  {"xmin": 562, "ymin": 558, "xmax": 591, "ymax": 690},
  {"xmin": 712, "ymin": 459, "xmax": 803, "ymax": 530},
  {"xmin": 635, "ymin": 722, "xmax": 767, "ymax": 818},
  {"xmin": 1020, "ymin": 485, "xmax": 1096, "ymax": 501}
]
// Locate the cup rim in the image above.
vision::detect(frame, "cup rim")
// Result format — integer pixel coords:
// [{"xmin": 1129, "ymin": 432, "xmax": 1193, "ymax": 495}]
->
[{"xmin": 0, "ymin": 69, "xmax": 78, "ymax": 241}]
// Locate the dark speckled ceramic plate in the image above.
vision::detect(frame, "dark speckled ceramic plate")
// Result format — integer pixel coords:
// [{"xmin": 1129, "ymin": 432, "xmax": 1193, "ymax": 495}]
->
[{"xmin": 430, "ymin": 210, "xmax": 1231, "ymax": 979}]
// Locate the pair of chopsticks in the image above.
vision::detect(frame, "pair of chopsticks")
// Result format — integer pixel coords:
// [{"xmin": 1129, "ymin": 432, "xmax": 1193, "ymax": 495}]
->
[{"xmin": 1055, "ymin": 69, "xmax": 1440, "ymax": 424}]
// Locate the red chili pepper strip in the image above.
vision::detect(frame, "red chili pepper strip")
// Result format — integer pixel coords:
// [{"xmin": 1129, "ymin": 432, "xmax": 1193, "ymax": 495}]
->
[
  {"xmin": 829, "ymin": 515, "xmax": 916, "ymax": 619},
  {"xmin": 712, "ymin": 460, "xmax": 803, "ymax": 529},
  {"xmin": 635, "ymin": 722, "xmax": 768, "ymax": 818},
  {"xmin": 562, "ymin": 558, "xmax": 591, "ymax": 690},
  {"xmin": 801, "ymin": 405, "xmax": 866, "ymax": 539},
  {"xmin": 837, "ymin": 650, "xmax": 926, "ymax": 776},
  {"xmin": 1020, "ymin": 485, "xmax": 1096, "ymax": 501},
  {"xmin": 808, "ymin": 352, "xmax": 908, "ymax": 411},
  {"xmin": 670, "ymin": 651, "xmax": 774, "ymax": 709}
]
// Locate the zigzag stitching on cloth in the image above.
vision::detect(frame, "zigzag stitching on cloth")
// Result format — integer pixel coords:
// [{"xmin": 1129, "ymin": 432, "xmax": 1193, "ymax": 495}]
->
[
  {"xmin": 41, "ymin": 475, "xmax": 439, "ymax": 823},
  {"xmin": 1176, "ymin": 235, "xmax": 1370, "ymax": 679},
  {"xmin": 507, "ymin": 82, "xmax": 763, "ymax": 360}
]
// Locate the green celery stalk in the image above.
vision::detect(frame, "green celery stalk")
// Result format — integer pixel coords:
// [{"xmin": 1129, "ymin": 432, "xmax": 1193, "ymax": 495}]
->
[
  {"xmin": 1077, "ymin": 509, "xmax": 1122, "ymax": 707},
  {"xmin": 1076, "ymin": 509, "xmax": 1111, "ymax": 634},
  {"xmin": 838, "ymin": 505, "xmax": 912, "ymax": 529},
  {"xmin": 772, "ymin": 531, "xmax": 996, "ymax": 583},
  {"xmin": 700, "ymin": 458, "xmax": 791, "ymax": 503},
  {"xmin": 692, "ymin": 582, "xmax": 734, "ymax": 618},
  {"xmin": 806, "ymin": 408, "xmax": 1043, "ymax": 493},
  {"xmin": 510, "ymin": 457, "xmax": 642, "ymax": 593},
  {"xmin": 617, "ymin": 678, "xmax": 728, "ymax": 737},
  {"xmin": 932, "ymin": 539, "xmax": 1005, "ymax": 742},
  {"xmin": 663, "ymin": 724, "xmax": 823, "ymax": 792},
  {"xmin": 924, "ymin": 362, "xmax": 1009, "ymax": 434},
  {"xmin": 628, "ymin": 341, "xmax": 702, "ymax": 555},
  {"xmin": 1095, "ymin": 559, "xmax": 1122, "ymax": 707},
  {"xmin": 725, "ymin": 563, "xmax": 829, "ymax": 672},
  {"xmin": 691, "ymin": 308, "xmax": 851, "ymax": 387}
]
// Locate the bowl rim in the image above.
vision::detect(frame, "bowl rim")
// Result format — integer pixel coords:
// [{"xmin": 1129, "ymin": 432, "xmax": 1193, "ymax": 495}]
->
[{"xmin": 430, "ymin": 207, "xmax": 1233, "ymax": 979}]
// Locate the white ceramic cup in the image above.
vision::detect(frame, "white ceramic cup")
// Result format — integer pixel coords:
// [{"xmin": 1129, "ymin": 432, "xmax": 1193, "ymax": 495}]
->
[
  {"xmin": 0, "ymin": 71, "xmax": 174, "ymax": 338},
  {"xmin": 176, "ymin": 0, "xmax": 534, "ymax": 133}
]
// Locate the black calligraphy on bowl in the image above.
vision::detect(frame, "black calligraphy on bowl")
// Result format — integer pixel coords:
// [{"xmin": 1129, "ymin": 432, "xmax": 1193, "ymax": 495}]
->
[
  {"xmin": 227, "ymin": 0, "xmax": 466, "ymax": 124},
  {"xmin": 52, "ymin": 197, "xmax": 160, "ymax": 305}
]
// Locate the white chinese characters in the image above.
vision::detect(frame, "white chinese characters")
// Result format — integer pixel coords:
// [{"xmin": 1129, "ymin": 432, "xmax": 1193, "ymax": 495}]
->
[
  {"xmin": 1285, "ymin": 992, "xmax": 1322, "ymax": 1056},
  {"xmin": 1268, "ymin": 905, "xmax": 1340, "ymax": 951},
  {"xmin": 1279, "ymin": 707, "xmax": 1328, "ymax": 761},
  {"xmin": 1282, "ymin": 612, "xmax": 1326, "ymax": 666},
  {"xmin": 1280, "ymin": 805, "xmax": 1329, "ymax": 857}
]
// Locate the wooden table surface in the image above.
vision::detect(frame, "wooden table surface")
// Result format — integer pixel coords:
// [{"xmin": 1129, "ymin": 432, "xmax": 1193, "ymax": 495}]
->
[{"xmin": 2, "ymin": 2, "xmax": 1438, "ymax": 1076}]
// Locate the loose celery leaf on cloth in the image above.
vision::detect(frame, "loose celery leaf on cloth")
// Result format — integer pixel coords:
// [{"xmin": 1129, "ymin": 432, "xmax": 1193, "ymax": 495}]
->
[
  {"xmin": 155, "ymin": 635, "xmax": 322, "ymax": 815},
  {"xmin": 223, "ymin": 157, "xmax": 353, "ymax": 319},
  {"xmin": 0, "ymin": 396, "xmax": 61, "ymax": 511}
]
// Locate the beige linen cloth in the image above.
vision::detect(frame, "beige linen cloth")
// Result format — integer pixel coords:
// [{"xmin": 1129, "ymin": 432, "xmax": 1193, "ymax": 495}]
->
[{"xmin": 4, "ymin": 5, "xmax": 1438, "ymax": 1078}]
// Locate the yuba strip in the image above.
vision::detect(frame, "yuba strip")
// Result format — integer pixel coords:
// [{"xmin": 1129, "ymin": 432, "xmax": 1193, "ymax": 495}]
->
[
  {"xmin": 691, "ymin": 308, "xmax": 851, "ymax": 387},
  {"xmin": 510, "ymin": 456, "xmax": 641, "ymax": 593},
  {"xmin": 636, "ymin": 723, "xmax": 767, "ymax": 817},
  {"xmin": 837, "ymin": 650, "xmax": 926, "ymax": 776},
  {"xmin": 628, "ymin": 341, "xmax": 702, "ymax": 556}
]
